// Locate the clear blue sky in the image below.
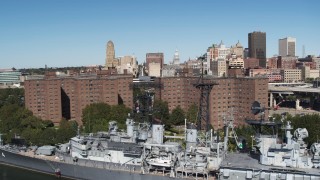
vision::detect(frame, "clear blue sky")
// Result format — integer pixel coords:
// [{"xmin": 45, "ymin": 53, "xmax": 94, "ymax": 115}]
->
[{"xmin": 1, "ymin": 0, "xmax": 319, "ymax": 69}]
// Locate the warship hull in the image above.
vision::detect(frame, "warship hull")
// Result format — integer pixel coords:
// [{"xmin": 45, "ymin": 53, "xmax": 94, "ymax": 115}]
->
[{"xmin": 0, "ymin": 148, "xmax": 181, "ymax": 180}]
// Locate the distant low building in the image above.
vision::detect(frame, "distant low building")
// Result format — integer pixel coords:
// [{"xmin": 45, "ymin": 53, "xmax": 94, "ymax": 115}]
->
[
  {"xmin": 301, "ymin": 66, "xmax": 320, "ymax": 81},
  {"xmin": 212, "ymin": 59, "xmax": 227, "ymax": 77},
  {"xmin": 280, "ymin": 69, "xmax": 302, "ymax": 83},
  {"xmin": 249, "ymin": 69, "xmax": 270, "ymax": 77},
  {"xmin": 267, "ymin": 57, "xmax": 278, "ymax": 69},
  {"xmin": 277, "ymin": 56, "xmax": 297, "ymax": 69},
  {"xmin": 0, "ymin": 68, "xmax": 21, "ymax": 87},
  {"xmin": 117, "ymin": 55, "xmax": 138, "ymax": 76},
  {"xmin": 228, "ymin": 57, "xmax": 244, "ymax": 69},
  {"xmin": 161, "ymin": 64, "xmax": 181, "ymax": 77},
  {"xmin": 244, "ymin": 58, "xmax": 260, "ymax": 69},
  {"xmin": 148, "ymin": 62, "xmax": 161, "ymax": 77}
]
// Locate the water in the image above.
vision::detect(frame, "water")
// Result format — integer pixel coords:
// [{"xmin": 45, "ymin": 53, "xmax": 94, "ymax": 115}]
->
[{"xmin": 0, "ymin": 164, "xmax": 70, "ymax": 180}]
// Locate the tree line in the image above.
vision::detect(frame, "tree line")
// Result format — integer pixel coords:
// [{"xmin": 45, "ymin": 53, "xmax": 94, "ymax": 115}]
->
[
  {"xmin": 81, "ymin": 100, "xmax": 198, "ymax": 133},
  {"xmin": 0, "ymin": 88, "xmax": 77, "ymax": 146},
  {"xmin": 2, "ymin": 88, "xmax": 318, "ymax": 148}
]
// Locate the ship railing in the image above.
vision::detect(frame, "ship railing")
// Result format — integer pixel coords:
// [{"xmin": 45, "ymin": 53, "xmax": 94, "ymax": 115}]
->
[
  {"xmin": 106, "ymin": 147, "xmax": 141, "ymax": 154},
  {"xmin": 56, "ymin": 151, "xmax": 142, "ymax": 173},
  {"xmin": 258, "ymin": 134, "xmax": 278, "ymax": 138},
  {"xmin": 79, "ymin": 159, "xmax": 142, "ymax": 172}
]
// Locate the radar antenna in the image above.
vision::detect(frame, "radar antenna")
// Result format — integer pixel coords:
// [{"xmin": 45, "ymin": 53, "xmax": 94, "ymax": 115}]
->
[{"xmin": 251, "ymin": 101, "xmax": 265, "ymax": 120}]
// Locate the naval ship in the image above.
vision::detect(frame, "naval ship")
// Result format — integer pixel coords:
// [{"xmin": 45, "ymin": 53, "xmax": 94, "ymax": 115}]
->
[
  {"xmin": 1, "ymin": 104, "xmax": 320, "ymax": 179},
  {"xmin": 0, "ymin": 113, "xmax": 222, "ymax": 180}
]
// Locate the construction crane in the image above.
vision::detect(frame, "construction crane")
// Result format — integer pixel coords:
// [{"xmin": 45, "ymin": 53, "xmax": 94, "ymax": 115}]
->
[
  {"xmin": 274, "ymin": 95, "xmax": 285, "ymax": 110},
  {"xmin": 274, "ymin": 100, "xmax": 285, "ymax": 110}
]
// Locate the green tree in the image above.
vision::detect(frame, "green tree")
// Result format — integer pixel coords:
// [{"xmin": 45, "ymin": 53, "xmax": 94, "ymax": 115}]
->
[
  {"xmin": 169, "ymin": 105, "xmax": 185, "ymax": 126},
  {"xmin": 110, "ymin": 104, "xmax": 131, "ymax": 129},
  {"xmin": 82, "ymin": 103, "xmax": 112, "ymax": 133},
  {"xmin": 39, "ymin": 127, "xmax": 57, "ymax": 145},
  {"xmin": 288, "ymin": 114, "xmax": 320, "ymax": 146},
  {"xmin": 0, "ymin": 104, "xmax": 32, "ymax": 133},
  {"xmin": 286, "ymin": 95, "xmax": 296, "ymax": 101},
  {"xmin": 186, "ymin": 104, "xmax": 198, "ymax": 123},
  {"xmin": 0, "ymin": 88, "xmax": 24, "ymax": 108},
  {"xmin": 153, "ymin": 100, "xmax": 169, "ymax": 123},
  {"xmin": 82, "ymin": 103, "xmax": 131, "ymax": 133},
  {"xmin": 56, "ymin": 119, "xmax": 77, "ymax": 143}
]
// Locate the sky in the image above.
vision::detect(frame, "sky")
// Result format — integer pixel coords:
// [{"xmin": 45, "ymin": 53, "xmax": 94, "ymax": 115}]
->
[{"xmin": 0, "ymin": 0, "xmax": 319, "ymax": 69}]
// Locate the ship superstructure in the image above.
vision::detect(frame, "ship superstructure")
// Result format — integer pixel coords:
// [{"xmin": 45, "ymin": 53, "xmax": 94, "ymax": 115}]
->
[
  {"xmin": 68, "ymin": 117, "xmax": 148, "ymax": 165},
  {"xmin": 64, "ymin": 113, "xmax": 228, "ymax": 179},
  {"xmin": 219, "ymin": 105, "xmax": 320, "ymax": 180}
]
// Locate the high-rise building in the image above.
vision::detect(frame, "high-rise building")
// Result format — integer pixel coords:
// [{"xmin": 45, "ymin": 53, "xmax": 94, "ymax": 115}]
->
[
  {"xmin": 230, "ymin": 41, "xmax": 244, "ymax": 58},
  {"xmin": 212, "ymin": 59, "xmax": 227, "ymax": 77},
  {"xmin": 105, "ymin": 40, "xmax": 118, "ymax": 68},
  {"xmin": 24, "ymin": 70, "xmax": 133, "ymax": 125},
  {"xmin": 248, "ymin": 31, "xmax": 267, "ymax": 68},
  {"xmin": 155, "ymin": 76, "xmax": 268, "ymax": 129},
  {"xmin": 208, "ymin": 41, "xmax": 231, "ymax": 60},
  {"xmin": 118, "ymin": 55, "xmax": 138, "ymax": 76},
  {"xmin": 146, "ymin": 53, "xmax": 164, "ymax": 72},
  {"xmin": 279, "ymin": 37, "xmax": 296, "ymax": 57}
]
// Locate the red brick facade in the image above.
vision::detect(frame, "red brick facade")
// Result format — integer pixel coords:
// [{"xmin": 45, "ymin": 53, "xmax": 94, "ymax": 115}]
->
[
  {"xmin": 25, "ymin": 72, "xmax": 132, "ymax": 125},
  {"xmin": 156, "ymin": 77, "xmax": 268, "ymax": 129}
]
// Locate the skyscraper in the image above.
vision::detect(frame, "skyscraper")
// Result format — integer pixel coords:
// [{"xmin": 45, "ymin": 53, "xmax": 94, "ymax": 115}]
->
[
  {"xmin": 105, "ymin": 40, "xmax": 118, "ymax": 68},
  {"xmin": 248, "ymin": 31, "xmax": 266, "ymax": 68},
  {"xmin": 146, "ymin": 53, "xmax": 164, "ymax": 69},
  {"xmin": 279, "ymin": 37, "xmax": 296, "ymax": 57}
]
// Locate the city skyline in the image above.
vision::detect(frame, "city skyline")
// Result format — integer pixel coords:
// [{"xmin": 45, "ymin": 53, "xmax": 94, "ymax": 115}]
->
[{"xmin": 1, "ymin": 0, "xmax": 319, "ymax": 68}]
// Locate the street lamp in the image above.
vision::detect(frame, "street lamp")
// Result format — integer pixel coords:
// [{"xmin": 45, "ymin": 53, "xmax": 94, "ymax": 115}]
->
[{"xmin": 251, "ymin": 135, "xmax": 254, "ymax": 150}]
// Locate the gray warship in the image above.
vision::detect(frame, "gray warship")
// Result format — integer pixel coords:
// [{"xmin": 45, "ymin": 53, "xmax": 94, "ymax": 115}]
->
[
  {"xmin": 0, "ymin": 113, "xmax": 223, "ymax": 180},
  {"xmin": 219, "ymin": 104, "xmax": 320, "ymax": 180},
  {"xmin": 1, "ymin": 103, "xmax": 320, "ymax": 179}
]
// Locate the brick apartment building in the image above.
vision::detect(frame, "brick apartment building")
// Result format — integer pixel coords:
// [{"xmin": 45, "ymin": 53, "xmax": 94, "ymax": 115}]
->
[
  {"xmin": 155, "ymin": 76, "xmax": 268, "ymax": 129},
  {"xmin": 25, "ymin": 70, "xmax": 268, "ymax": 130},
  {"xmin": 24, "ymin": 70, "xmax": 132, "ymax": 125}
]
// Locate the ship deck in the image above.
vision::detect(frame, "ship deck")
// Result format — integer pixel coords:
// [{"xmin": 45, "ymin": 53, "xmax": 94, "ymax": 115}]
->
[{"xmin": 220, "ymin": 152, "xmax": 320, "ymax": 176}]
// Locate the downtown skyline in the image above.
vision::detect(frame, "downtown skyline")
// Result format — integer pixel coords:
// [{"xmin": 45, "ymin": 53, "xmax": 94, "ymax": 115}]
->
[{"xmin": 1, "ymin": 0, "xmax": 319, "ymax": 68}]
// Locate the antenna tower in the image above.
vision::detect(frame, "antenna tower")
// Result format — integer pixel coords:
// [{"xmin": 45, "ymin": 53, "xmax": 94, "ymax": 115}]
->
[
  {"xmin": 302, "ymin": 45, "xmax": 305, "ymax": 58},
  {"xmin": 194, "ymin": 54, "xmax": 218, "ymax": 132}
]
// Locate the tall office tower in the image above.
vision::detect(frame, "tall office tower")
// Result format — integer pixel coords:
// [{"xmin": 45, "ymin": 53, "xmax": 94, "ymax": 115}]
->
[
  {"xmin": 248, "ymin": 31, "xmax": 267, "ymax": 68},
  {"xmin": 279, "ymin": 37, "xmax": 296, "ymax": 57},
  {"xmin": 105, "ymin": 40, "xmax": 118, "ymax": 68}
]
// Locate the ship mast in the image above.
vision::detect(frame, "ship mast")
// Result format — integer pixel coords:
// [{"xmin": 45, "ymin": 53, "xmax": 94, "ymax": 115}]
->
[{"xmin": 193, "ymin": 54, "xmax": 218, "ymax": 132}]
